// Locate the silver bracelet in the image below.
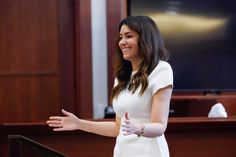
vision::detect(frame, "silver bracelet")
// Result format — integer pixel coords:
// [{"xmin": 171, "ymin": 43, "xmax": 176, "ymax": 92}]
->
[{"xmin": 138, "ymin": 123, "xmax": 145, "ymax": 137}]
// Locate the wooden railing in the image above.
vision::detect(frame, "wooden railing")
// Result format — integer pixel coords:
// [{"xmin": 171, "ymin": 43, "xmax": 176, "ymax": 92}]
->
[{"xmin": 1, "ymin": 117, "xmax": 236, "ymax": 157}]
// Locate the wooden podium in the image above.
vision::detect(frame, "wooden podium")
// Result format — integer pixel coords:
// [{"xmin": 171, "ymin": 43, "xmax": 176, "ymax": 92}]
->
[{"xmin": 8, "ymin": 135, "xmax": 68, "ymax": 157}]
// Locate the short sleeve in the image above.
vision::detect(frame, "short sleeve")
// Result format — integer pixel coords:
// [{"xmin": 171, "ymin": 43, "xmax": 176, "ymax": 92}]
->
[{"xmin": 149, "ymin": 61, "xmax": 173, "ymax": 95}]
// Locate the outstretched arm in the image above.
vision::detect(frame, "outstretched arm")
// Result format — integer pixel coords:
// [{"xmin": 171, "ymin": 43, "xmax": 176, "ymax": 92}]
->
[{"xmin": 47, "ymin": 109, "xmax": 120, "ymax": 137}]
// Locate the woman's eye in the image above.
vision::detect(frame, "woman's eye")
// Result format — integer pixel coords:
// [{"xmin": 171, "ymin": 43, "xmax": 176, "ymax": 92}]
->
[{"xmin": 119, "ymin": 34, "xmax": 133, "ymax": 41}]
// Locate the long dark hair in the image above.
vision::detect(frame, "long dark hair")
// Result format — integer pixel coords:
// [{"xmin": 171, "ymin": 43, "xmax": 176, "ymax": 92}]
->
[{"xmin": 110, "ymin": 16, "xmax": 169, "ymax": 100}]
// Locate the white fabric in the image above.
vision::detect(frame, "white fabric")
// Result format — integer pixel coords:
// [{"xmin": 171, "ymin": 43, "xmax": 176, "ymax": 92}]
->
[
  {"xmin": 112, "ymin": 61, "xmax": 173, "ymax": 157},
  {"xmin": 208, "ymin": 103, "xmax": 227, "ymax": 118}
]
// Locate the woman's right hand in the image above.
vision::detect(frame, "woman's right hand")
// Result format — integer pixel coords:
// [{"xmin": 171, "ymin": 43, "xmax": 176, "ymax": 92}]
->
[{"xmin": 46, "ymin": 109, "xmax": 80, "ymax": 131}]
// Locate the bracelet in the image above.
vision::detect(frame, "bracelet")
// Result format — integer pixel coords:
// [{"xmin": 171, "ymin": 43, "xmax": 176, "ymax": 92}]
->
[{"xmin": 138, "ymin": 124, "xmax": 145, "ymax": 137}]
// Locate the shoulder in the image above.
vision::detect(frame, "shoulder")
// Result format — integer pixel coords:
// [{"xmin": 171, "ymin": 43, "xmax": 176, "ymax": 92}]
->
[
  {"xmin": 149, "ymin": 61, "xmax": 173, "ymax": 95},
  {"xmin": 150, "ymin": 60, "xmax": 173, "ymax": 76},
  {"xmin": 158, "ymin": 60, "xmax": 172, "ymax": 69},
  {"xmin": 148, "ymin": 60, "xmax": 173, "ymax": 86}
]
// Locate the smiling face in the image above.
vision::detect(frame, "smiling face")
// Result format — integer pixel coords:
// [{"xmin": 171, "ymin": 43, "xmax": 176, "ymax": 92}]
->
[{"xmin": 119, "ymin": 25, "xmax": 142, "ymax": 71}]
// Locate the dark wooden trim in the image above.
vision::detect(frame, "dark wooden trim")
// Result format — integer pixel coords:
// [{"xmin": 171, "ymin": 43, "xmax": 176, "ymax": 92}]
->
[
  {"xmin": 58, "ymin": 0, "xmax": 76, "ymax": 112},
  {"xmin": 2, "ymin": 116, "xmax": 236, "ymax": 132},
  {"xmin": 75, "ymin": 0, "xmax": 93, "ymax": 118},
  {"xmin": 0, "ymin": 71, "xmax": 59, "ymax": 76},
  {"xmin": 167, "ymin": 116, "xmax": 236, "ymax": 132},
  {"xmin": 106, "ymin": 0, "xmax": 125, "ymax": 103}
]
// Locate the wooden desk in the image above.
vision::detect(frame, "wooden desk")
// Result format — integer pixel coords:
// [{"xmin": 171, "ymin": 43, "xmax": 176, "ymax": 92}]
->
[
  {"xmin": 1, "ymin": 117, "xmax": 236, "ymax": 157},
  {"xmin": 170, "ymin": 93, "xmax": 236, "ymax": 117},
  {"xmin": 167, "ymin": 117, "xmax": 236, "ymax": 157}
]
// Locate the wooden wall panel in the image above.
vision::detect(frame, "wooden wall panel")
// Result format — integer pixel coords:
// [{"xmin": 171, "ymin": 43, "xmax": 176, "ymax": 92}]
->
[
  {"xmin": 0, "ymin": 0, "xmax": 76, "ymax": 122},
  {"xmin": 0, "ymin": 0, "xmax": 59, "ymax": 72},
  {"xmin": 0, "ymin": 77, "xmax": 59, "ymax": 122}
]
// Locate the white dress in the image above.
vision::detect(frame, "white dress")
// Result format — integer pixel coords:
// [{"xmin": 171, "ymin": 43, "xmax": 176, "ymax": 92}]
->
[{"xmin": 112, "ymin": 61, "xmax": 173, "ymax": 157}]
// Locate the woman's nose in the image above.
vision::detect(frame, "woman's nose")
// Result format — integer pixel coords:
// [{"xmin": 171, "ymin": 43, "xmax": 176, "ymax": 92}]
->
[{"xmin": 120, "ymin": 38, "xmax": 127, "ymax": 45}]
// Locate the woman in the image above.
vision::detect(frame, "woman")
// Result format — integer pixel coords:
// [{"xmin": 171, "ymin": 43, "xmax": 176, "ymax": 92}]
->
[{"xmin": 47, "ymin": 15, "xmax": 173, "ymax": 157}]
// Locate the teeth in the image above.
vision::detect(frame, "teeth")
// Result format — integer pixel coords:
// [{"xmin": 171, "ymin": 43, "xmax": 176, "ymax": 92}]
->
[{"xmin": 122, "ymin": 48, "xmax": 130, "ymax": 52}]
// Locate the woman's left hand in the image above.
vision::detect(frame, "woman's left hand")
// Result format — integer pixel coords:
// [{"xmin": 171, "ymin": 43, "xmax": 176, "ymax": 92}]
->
[{"xmin": 122, "ymin": 112, "xmax": 142, "ymax": 136}]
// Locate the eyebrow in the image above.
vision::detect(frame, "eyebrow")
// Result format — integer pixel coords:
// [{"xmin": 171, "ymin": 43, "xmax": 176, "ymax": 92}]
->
[{"xmin": 119, "ymin": 32, "xmax": 133, "ymax": 36}]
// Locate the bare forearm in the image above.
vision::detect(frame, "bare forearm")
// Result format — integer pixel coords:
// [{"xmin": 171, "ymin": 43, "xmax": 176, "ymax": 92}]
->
[
  {"xmin": 140, "ymin": 123, "xmax": 166, "ymax": 138},
  {"xmin": 78, "ymin": 119, "xmax": 120, "ymax": 137}
]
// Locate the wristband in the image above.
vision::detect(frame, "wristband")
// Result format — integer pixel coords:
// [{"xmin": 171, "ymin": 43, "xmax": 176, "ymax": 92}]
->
[{"xmin": 138, "ymin": 124, "xmax": 145, "ymax": 137}]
